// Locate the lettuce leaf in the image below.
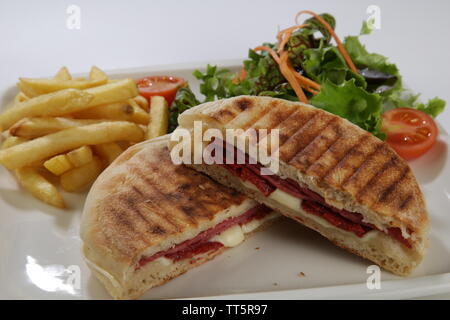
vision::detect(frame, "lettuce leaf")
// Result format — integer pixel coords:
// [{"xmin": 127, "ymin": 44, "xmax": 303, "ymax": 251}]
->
[
  {"xmin": 310, "ymin": 79, "xmax": 385, "ymax": 139},
  {"xmin": 383, "ymin": 88, "xmax": 446, "ymax": 117},
  {"xmin": 168, "ymin": 86, "xmax": 200, "ymax": 133},
  {"xmin": 416, "ymin": 98, "xmax": 446, "ymax": 117},
  {"xmin": 302, "ymin": 44, "xmax": 366, "ymax": 88}
]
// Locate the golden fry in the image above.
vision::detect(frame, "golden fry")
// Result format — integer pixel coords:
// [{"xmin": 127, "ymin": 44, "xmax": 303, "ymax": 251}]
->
[
  {"xmin": 93, "ymin": 142, "xmax": 123, "ymax": 164},
  {"xmin": 132, "ymin": 95, "xmax": 149, "ymax": 111},
  {"xmin": 14, "ymin": 92, "xmax": 29, "ymax": 104},
  {"xmin": 60, "ymin": 156, "xmax": 103, "ymax": 192},
  {"xmin": 18, "ymin": 78, "xmax": 107, "ymax": 97},
  {"xmin": 2, "ymin": 136, "xmax": 28, "ymax": 149},
  {"xmin": 0, "ymin": 121, "xmax": 144, "ymax": 169},
  {"xmin": 147, "ymin": 96, "xmax": 169, "ymax": 139},
  {"xmin": 0, "ymin": 89, "xmax": 93, "ymax": 130},
  {"xmin": 84, "ymin": 79, "xmax": 138, "ymax": 107},
  {"xmin": 66, "ymin": 146, "xmax": 93, "ymax": 167},
  {"xmin": 72, "ymin": 101, "xmax": 149, "ymax": 125},
  {"xmin": 54, "ymin": 67, "xmax": 72, "ymax": 80},
  {"xmin": 15, "ymin": 167, "xmax": 65, "ymax": 208},
  {"xmin": 44, "ymin": 154, "xmax": 73, "ymax": 175},
  {"xmin": 89, "ymin": 66, "xmax": 108, "ymax": 81},
  {"xmin": 9, "ymin": 117, "xmax": 104, "ymax": 138}
]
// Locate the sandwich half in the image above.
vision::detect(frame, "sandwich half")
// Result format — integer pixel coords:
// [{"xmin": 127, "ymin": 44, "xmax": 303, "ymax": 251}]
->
[
  {"xmin": 80, "ymin": 135, "xmax": 278, "ymax": 299},
  {"xmin": 170, "ymin": 95, "xmax": 429, "ymax": 276}
]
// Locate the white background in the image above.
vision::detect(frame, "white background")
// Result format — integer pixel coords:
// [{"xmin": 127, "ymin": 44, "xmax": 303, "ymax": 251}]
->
[{"xmin": 0, "ymin": 0, "xmax": 449, "ymax": 299}]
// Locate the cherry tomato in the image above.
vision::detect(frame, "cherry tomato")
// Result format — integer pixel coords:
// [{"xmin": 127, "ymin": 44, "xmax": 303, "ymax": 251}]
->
[
  {"xmin": 381, "ymin": 108, "xmax": 438, "ymax": 160},
  {"xmin": 136, "ymin": 76, "xmax": 185, "ymax": 106}
]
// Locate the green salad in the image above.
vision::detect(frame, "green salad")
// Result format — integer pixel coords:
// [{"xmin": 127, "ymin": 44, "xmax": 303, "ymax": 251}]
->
[{"xmin": 170, "ymin": 13, "xmax": 445, "ymax": 140}]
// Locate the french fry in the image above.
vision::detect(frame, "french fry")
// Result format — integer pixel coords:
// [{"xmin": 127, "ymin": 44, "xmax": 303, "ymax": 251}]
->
[
  {"xmin": 128, "ymin": 99, "xmax": 150, "ymax": 124},
  {"xmin": 14, "ymin": 92, "xmax": 29, "ymax": 104},
  {"xmin": 54, "ymin": 67, "xmax": 72, "ymax": 80},
  {"xmin": 147, "ymin": 96, "xmax": 169, "ymax": 139},
  {"xmin": 72, "ymin": 101, "xmax": 149, "ymax": 125},
  {"xmin": 84, "ymin": 79, "xmax": 139, "ymax": 107},
  {"xmin": 60, "ymin": 156, "xmax": 103, "ymax": 192},
  {"xmin": 15, "ymin": 167, "xmax": 65, "ymax": 208},
  {"xmin": 133, "ymin": 95, "xmax": 149, "ymax": 111},
  {"xmin": 89, "ymin": 66, "xmax": 108, "ymax": 81},
  {"xmin": 9, "ymin": 117, "xmax": 104, "ymax": 138},
  {"xmin": 93, "ymin": 142, "xmax": 123, "ymax": 164},
  {"xmin": 0, "ymin": 89, "xmax": 93, "ymax": 130},
  {"xmin": 18, "ymin": 77, "xmax": 108, "ymax": 97},
  {"xmin": 1, "ymin": 136, "xmax": 28, "ymax": 149},
  {"xmin": 66, "ymin": 146, "xmax": 93, "ymax": 167},
  {"xmin": 44, "ymin": 154, "xmax": 74, "ymax": 175},
  {"xmin": 0, "ymin": 121, "xmax": 144, "ymax": 169}
]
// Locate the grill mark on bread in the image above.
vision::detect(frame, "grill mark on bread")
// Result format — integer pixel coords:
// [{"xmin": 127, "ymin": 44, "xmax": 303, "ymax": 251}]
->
[
  {"xmin": 341, "ymin": 143, "xmax": 384, "ymax": 188},
  {"xmin": 274, "ymin": 108, "xmax": 316, "ymax": 146},
  {"xmin": 241, "ymin": 103, "xmax": 272, "ymax": 131},
  {"xmin": 151, "ymin": 226, "xmax": 166, "ymax": 235},
  {"xmin": 249, "ymin": 100, "xmax": 297, "ymax": 135},
  {"xmin": 210, "ymin": 108, "xmax": 237, "ymax": 124},
  {"xmin": 378, "ymin": 166, "xmax": 409, "ymax": 203},
  {"xmin": 236, "ymin": 97, "xmax": 253, "ymax": 111},
  {"xmin": 309, "ymin": 133, "xmax": 365, "ymax": 180},
  {"xmin": 138, "ymin": 201, "xmax": 181, "ymax": 233},
  {"xmin": 355, "ymin": 155, "xmax": 396, "ymax": 201},
  {"xmin": 141, "ymin": 175, "xmax": 198, "ymax": 228},
  {"xmin": 288, "ymin": 117, "xmax": 340, "ymax": 171},
  {"xmin": 143, "ymin": 149, "xmax": 245, "ymax": 221},
  {"xmin": 399, "ymin": 194, "xmax": 413, "ymax": 210},
  {"xmin": 226, "ymin": 100, "xmax": 271, "ymax": 131},
  {"xmin": 132, "ymin": 185, "xmax": 144, "ymax": 197},
  {"xmin": 280, "ymin": 113, "xmax": 335, "ymax": 162}
]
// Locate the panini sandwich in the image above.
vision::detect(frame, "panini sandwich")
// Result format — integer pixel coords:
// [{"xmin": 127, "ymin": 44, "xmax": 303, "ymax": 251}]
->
[
  {"xmin": 81, "ymin": 135, "xmax": 278, "ymax": 299},
  {"xmin": 170, "ymin": 95, "xmax": 429, "ymax": 276}
]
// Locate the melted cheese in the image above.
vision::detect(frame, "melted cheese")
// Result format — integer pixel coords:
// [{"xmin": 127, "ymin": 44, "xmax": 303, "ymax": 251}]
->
[
  {"xmin": 268, "ymin": 189, "xmax": 302, "ymax": 212},
  {"xmin": 211, "ymin": 225, "xmax": 245, "ymax": 247},
  {"xmin": 154, "ymin": 257, "xmax": 172, "ymax": 266}
]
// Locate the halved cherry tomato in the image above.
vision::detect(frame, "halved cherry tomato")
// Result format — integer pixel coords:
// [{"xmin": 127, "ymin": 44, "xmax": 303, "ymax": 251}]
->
[
  {"xmin": 136, "ymin": 76, "xmax": 185, "ymax": 106},
  {"xmin": 381, "ymin": 108, "xmax": 438, "ymax": 160}
]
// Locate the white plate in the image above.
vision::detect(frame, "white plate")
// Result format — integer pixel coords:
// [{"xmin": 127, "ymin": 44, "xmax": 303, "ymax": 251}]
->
[{"xmin": 0, "ymin": 60, "xmax": 449, "ymax": 300}]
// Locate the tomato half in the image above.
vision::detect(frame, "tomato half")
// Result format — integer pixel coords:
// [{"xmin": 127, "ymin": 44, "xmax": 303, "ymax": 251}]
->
[
  {"xmin": 381, "ymin": 108, "xmax": 438, "ymax": 160},
  {"xmin": 136, "ymin": 76, "xmax": 185, "ymax": 106}
]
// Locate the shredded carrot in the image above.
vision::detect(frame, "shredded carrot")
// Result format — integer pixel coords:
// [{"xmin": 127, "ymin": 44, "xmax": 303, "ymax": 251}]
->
[
  {"xmin": 278, "ymin": 52, "xmax": 308, "ymax": 103},
  {"xmin": 275, "ymin": 23, "xmax": 321, "ymax": 96},
  {"xmin": 293, "ymin": 72, "xmax": 321, "ymax": 91},
  {"xmin": 254, "ymin": 39, "xmax": 319, "ymax": 102},
  {"xmin": 276, "ymin": 24, "xmax": 308, "ymax": 54},
  {"xmin": 253, "ymin": 46, "xmax": 281, "ymax": 64},
  {"xmin": 295, "ymin": 10, "xmax": 357, "ymax": 73}
]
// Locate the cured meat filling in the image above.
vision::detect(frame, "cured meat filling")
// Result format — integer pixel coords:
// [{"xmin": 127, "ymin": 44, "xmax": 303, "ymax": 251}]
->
[
  {"xmin": 213, "ymin": 140, "xmax": 411, "ymax": 248},
  {"xmin": 137, "ymin": 204, "xmax": 272, "ymax": 269}
]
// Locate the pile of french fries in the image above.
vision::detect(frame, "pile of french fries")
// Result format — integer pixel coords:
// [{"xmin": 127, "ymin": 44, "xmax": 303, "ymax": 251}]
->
[{"xmin": 0, "ymin": 66, "xmax": 170, "ymax": 209}]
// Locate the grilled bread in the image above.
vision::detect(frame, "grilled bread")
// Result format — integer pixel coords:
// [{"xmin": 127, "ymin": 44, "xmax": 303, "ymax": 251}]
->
[
  {"xmin": 81, "ymin": 135, "xmax": 278, "ymax": 299},
  {"xmin": 171, "ymin": 95, "xmax": 429, "ymax": 276}
]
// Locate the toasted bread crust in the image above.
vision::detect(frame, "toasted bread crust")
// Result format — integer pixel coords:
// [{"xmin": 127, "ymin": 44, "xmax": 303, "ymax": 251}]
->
[
  {"xmin": 177, "ymin": 96, "xmax": 428, "ymax": 239},
  {"xmin": 81, "ymin": 136, "xmax": 257, "ymax": 280}
]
